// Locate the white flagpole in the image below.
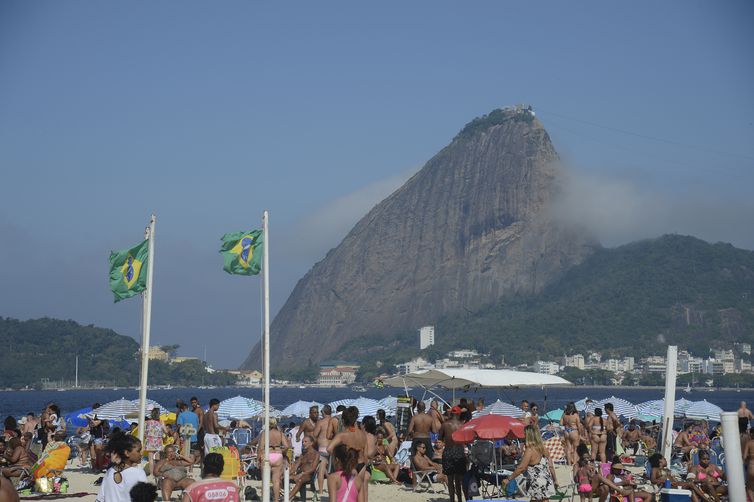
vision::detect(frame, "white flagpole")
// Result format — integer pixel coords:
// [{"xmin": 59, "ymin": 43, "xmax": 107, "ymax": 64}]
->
[
  {"xmin": 660, "ymin": 345, "xmax": 677, "ymax": 461},
  {"xmin": 137, "ymin": 214, "xmax": 157, "ymax": 445},
  {"xmin": 261, "ymin": 210, "xmax": 271, "ymax": 502}
]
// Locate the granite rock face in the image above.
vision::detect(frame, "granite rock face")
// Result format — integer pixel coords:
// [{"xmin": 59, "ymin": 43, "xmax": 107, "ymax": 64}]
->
[{"xmin": 241, "ymin": 107, "xmax": 597, "ymax": 370}]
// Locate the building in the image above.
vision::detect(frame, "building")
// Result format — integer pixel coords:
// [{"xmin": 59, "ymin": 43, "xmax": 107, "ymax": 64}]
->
[
  {"xmin": 396, "ymin": 357, "xmax": 432, "ymax": 375},
  {"xmin": 534, "ymin": 360, "xmax": 560, "ymax": 375},
  {"xmin": 227, "ymin": 370, "xmax": 263, "ymax": 386},
  {"xmin": 318, "ymin": 362, "xmax": 360, "ymax": 386},
  {"xmin": 171, "ymin": 356, "xmax": 200, "ymax": 364},
  {"xmin": 448, "ymin": 349, "xmax": 480, "ymax": 359},
  {"xmin": 147, "ymin": 346, "xmax": 169, "ymax": 361},
  {"xmin": 642, "ymin": 356, "xmax": 667, "ymax": 374},
  {"xmin": 419, "ymin": 326, "xmax": 435, "ymax": 350},
  {"xmin": 564, "ymin": 354, "xmax": 585, "ymax": 369}
]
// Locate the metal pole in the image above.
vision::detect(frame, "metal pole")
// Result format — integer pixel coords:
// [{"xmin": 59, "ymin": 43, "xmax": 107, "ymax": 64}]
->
[
  {"xmin": 137, "ymin": 214, "xmax": 157, "ymax": 445},
  {"xmin": 721, "ymin": 412, "xmax": 746, "ymax": 502},
  {"xmin": 660, "ymin": 345, "xmax": 677, "ymax": 461},
  {"xmin": 262, "ymin": 211, "xmax": 271, "ymax": 502},
  {"xmin": 283, "ymin": 464, "xmax": 289, "ymax": 501}
]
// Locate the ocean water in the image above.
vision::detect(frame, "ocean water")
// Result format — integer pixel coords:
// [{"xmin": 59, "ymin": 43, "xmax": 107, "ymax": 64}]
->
[{"xmin": 0, "ymin": 386, "xmax": 746, "ymax": 420}]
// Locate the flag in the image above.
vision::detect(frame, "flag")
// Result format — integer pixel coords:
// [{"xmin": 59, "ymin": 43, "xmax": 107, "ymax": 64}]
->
[
  {"xmin": 220, "ymin": 230, "xmax": 263, "ymax": 275},
  {"xmin": 109, "ymin": 239, "xmax": 149, "ymax": 302}
]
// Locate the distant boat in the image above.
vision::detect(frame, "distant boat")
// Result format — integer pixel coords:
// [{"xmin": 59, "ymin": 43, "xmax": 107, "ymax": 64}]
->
[
  {"xmin": 351, "ymin": 385, "xmax": 366, "ymax": 392},
  {"xmin": 683, "ymin": 383, "xmax": 692, "ymax": 393}
]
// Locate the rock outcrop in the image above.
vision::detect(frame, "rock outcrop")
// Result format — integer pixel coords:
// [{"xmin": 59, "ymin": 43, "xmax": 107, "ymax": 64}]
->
[{"xmin": 242, "ymin": 106, "xmax": 597, "ymax": 370}]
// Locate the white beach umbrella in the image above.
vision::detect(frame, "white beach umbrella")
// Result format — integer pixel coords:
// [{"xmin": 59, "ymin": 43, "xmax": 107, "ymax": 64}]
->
[
  {"xmin": 130, "ymin": 398, "xmax": 169, "ymax": 414},
  {"xmin": 280, "ymin": 400, "xmax": 323, "ymax": 418},
  {"xmin": 674, "ymin": 398, "xmax": 694, "ymax": 415},
  {"xmin": 574, "ymin": 398, "xmax": 591, "ymax": 411},
  {"xmin": 377, "ymin": 396, "xmax": 398, "ymax": 415},
  {"xmin": 637, "ymin": 400, "xmax": 666, "ymax": 417},
  {"xmin": 218, "ymin": 396, "xmax": 266, "ymax": 420},
  {"xmin": 476, "ymin": 399, "xmax": 524, "ymax": 417},
  {"xmin": 351, "ymin": 397, "xmax": 381, "ymax": 419},
  {"xmin": 83, "ymin": 398, "xmax": 135, "ymax": 420},
  {"xmin": 328, "ymin": 399, "xmax": 354, "ymax": 410},
  {"xmin": 684, "ymin": 400, "xmax": 723, "ymax": 421},
  {"xmin": 596, "ymin": 396, "xmax": 637, "ymax": 418}
]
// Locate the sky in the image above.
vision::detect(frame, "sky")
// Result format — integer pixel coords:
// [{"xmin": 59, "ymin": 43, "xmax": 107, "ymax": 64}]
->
[{"xmin": 1, "ymin": 1, "xmax": 752, "ymax": 368}]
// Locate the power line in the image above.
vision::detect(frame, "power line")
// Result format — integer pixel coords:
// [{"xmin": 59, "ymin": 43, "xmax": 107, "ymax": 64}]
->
[{"xmin": 537, "ymin": 108, "xmax": 754, "ymax": 162}]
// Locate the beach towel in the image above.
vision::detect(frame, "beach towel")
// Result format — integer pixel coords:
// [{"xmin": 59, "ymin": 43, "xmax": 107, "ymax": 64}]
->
[
  {"xmin": 20, "ymin": 492, "xmax": 93, "ymax": 500},
  {"xmin": 543, "ymin": 437, "xmax": 566, "ymax": 463},
  {"xmin": 31, "ymin": 445, "xmax": 70, "ymax": 479}
]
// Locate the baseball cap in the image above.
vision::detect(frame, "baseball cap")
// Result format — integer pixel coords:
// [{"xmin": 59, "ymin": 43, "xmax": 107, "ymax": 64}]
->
[{"xmin": 450, "ymin": 406, "xmax": 462, "ymax": 415}]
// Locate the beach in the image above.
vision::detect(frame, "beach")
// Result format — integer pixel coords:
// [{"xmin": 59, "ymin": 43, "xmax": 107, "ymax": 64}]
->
[{"xmin": 57, "ymin": 462, "xmax": 585, "ymax": 501}]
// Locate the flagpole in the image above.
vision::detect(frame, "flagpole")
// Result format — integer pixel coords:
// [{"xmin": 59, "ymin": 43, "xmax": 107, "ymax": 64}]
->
[
  {"xmin": 261, "ymin": 210, "xmax": 271, "ymax": 502},
  {"xmin": 137, "ymin": 214, "xmax": 157, "ymax": 445}
]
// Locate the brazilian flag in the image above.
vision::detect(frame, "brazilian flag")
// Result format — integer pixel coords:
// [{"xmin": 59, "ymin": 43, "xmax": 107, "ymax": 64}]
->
[
  {"xmin": 108, "ymin": 239, "xmax": 149, "ymax": 302},
  {"xmin": 220, "ymin": 229, "xmax": 263, "ymax": 275}
]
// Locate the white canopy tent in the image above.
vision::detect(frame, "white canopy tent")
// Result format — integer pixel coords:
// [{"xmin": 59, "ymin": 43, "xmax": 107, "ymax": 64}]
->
[{"xmin": 383, "ymin": 368, "xmax": 571, "ymax": 404}]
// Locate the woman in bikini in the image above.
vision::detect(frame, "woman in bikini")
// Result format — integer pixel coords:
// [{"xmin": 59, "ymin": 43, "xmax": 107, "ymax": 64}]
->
[
  {"xmin": 327, "ymin": 407, "xmax": 374, "ymax": 502},
  {"xmin": 257, "ymin": 417, "xmax": 290, "ymax": 502},
  {"xmin": 688, "ymin": 450, "xmax": 726, "ymax": 501},
  {"xmin": 649, "ymin": 453, "xmax": 703, "ymax": 502},
  {"xmin": 561, "ymin": 402, "xmax": 582, "ymax": 465},
  {"xmin": 328, "ymin": 444, "xmax": 362, "ymax": 502},
  {"xmin": 587, "ymin": 408, "xmax": 607, "ymax": 463}
]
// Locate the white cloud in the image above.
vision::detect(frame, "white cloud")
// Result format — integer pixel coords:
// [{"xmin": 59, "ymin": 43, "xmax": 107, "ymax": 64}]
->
[{"xmin": 553, "ymin": 168, "xmax": 754, "ymax": 250}]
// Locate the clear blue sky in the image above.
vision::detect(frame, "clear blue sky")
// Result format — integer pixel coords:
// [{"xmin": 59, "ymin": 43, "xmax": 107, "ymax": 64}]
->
[{"xmin": 1, "ymin": 1, "xmax": 752, "ymax": 367}]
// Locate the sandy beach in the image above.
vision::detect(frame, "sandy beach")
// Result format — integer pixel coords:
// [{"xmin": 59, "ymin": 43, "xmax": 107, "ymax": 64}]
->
[{"xmin": 52, "ymin": 462, "xmax": 584, "ymax": 502}]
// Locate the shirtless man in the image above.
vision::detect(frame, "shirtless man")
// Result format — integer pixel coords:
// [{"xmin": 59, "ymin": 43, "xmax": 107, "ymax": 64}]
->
[
  {"xmin": 201, "ymin": 399, "xmax": 226, "ymax": 454},
  {"xmin": 327, "ymin": 406, "xmax": 374, "ymax": 502},
  {"xmin": 408, "ymin": 401, "xmax": 436, "ymax": 457},
  {"xmin": 623, "ymin": 423, "xmax": 641, "ymax": 455},
  {"xmin": 604, "ymin": 402, "xmax": 621, "ymax": 460},
  {"xmin": 289, "ymin": 435, "xmax": 319, "ymax": 501},
  {"xmin": 738, "ymin": 401, "xmax": 753, "ymax": 434},
  {"xmin": 296, "ymin": 406, "xmax": 318, "ymax": 442},
  {"xmin": 21, "ymin": 413, "xmax": 38, "ymax": 436},
  {"xmin": 439, "ymin": 407, "xmax": 466, "ymax": 502},
  {"xmin": 429, "ymin": 400, "xmax": 445, "ymax": 431},
  {"xmin": 312, "ymin": 405, "xmax": 335, "ymax": 496}
]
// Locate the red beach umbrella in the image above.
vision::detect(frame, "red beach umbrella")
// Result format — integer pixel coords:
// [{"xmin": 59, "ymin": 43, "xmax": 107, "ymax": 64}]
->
[{"xmin": 452, "ymin": 414, "xmax": 526, "ymax": 443}]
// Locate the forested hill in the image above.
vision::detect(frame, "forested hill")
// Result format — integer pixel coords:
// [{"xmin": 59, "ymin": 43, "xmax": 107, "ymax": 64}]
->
[
  {"xmin": 342, "ymin": 235, "xmax": 754, "ymax": 371},
  {"xmin": 0, "ymin": 318, "xmax": 238, "ymax": 388},
  {"xmin": 0, "ymin": 317, "xmax": 140, "ymax": 387}
]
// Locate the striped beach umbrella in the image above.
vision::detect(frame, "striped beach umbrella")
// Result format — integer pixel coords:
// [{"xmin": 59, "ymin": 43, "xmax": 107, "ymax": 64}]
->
[
  {"xmin": 636, "ymin": 400, "xmax": 665, "ymax": 417},
  {"xmin": 280, "ymin": 401, "xmax": 323, "ymax": 418},
  {"xmin": 328, "ymin": 398, "xmax": 354, "ymax": 410},
  {"xmin": 674, "ymin": 398, "xmax": 694, "ymax": 415},
  {"xmin": 477, "ymin": 399, "xmax": 524, "ymax": 418},
  {"xmin": 83, "ymin": 398, "xmax": 136, "ymax": 420},
  {"xmin": 574, "ymin": 398, "xmax": 592, "ymax": 412},
  {"xmin": 130, "ymin": 398, "xmax": 169, "ymax": 415},
  {"xmin": 377, "ymin": 396, "xmax": 398, "ymax": 415},
  {"xmin": 351, "ymin": 397, "xmax": 381, "ymax": 419},
  {"xmin": 218, "ymin": 396, "xmax": 266, "ymax": 420},
  {"xmin": 684, "ymin": 400, "xmax": 723, "ymax": 421},
  {"xmin": 595, "ymin": 396, "xmax": 637, "ymax": 418}
]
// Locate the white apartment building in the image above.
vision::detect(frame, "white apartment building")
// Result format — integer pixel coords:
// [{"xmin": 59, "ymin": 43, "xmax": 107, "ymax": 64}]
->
[
  {"xmin": 564, "ymin": 354, "xmax": 585, "ymax": 369},
  {"xmin": 419, "ymin": 326, "xmax": 435, "ymax": 350},
  {"xmin": 396, "ymin": 357, "xmax": 432, "ymax": 375},
  {"xmin": 534, "ymin": 360, "xmax": 560, "ymax": 375}
]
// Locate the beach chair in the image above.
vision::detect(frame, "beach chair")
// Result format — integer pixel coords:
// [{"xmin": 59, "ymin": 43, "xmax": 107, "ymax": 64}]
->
[
  {"xmin": 230, "ymin": 428, "xmax": 252, "ymax": 450},
  {"xmin": 470, "ymin": 440, "xmax": 510, "ymax": 498},
  {"xmin": 210, "ymin": 445, "xmax": 244, "ymax": 486}
]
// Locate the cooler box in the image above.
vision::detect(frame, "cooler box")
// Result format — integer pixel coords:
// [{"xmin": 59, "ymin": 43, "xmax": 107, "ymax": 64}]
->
[{"xmin": 660, "ymin": 488, "xmax": 692, "ymax": 502}]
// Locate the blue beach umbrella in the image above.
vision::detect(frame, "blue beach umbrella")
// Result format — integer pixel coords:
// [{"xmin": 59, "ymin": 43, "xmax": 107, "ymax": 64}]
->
[
  {"xmin": 637, "ymin": 400, "xmax": 665, "ymax": 417},
  {"xmin": 328, "ymin": 399, "xmax": 354, "ymax": 410},
  {"xmin": 544, "ymin": 409, "xmax": 564, "ymax": 421},
  {"xmin": 595, "ymin": 396, "xmax": 637, "ymax": 419},
  {"xmin": 377, "ymin": 396, "xmax": 398, "ymax": 415},
  {"xmin": 351, "ymin": 397, "xmax": 381, "ymax": 419}
]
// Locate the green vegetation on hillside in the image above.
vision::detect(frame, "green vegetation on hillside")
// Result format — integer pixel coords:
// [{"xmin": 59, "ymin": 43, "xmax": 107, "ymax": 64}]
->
[
  {"xmin": 0, "ymin": 317, "xmax": 237, "ymax": 388},
  {"xmin": 336, "ymin": 235, "xmax": 754, "ymax": 378}
]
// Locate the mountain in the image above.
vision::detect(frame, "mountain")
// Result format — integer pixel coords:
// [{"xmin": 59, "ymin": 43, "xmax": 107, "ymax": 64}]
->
[
  {"xmin": 338, "ymin": 235, "xmax": 754, "ymax": 370},
  {"xmin": 242, "ymin": 106, "xmax": 597, "ymax": 370},
  {"xmin": 0, "ymin": 317, "xmax": 140, "ymax": 387}
]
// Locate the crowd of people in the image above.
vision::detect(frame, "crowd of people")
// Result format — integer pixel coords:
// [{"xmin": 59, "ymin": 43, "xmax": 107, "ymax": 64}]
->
[{"xmin": 1, "ymin": 398, "xmax": 753, "ymax": 502}]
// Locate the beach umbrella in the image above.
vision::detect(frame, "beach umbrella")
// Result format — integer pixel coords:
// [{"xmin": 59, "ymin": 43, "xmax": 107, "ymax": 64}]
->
[
  {"xmin": 351, "ymin": 397, "xmax": 381, "ymax": 419},
  {"xmin": 131, "ymin": 398, "xmax": 169, "ymax": 413},
  {"xmin": 674, "ymin": 398, "xmax": 694, "ymax": 415},
  {"xmin": 377, "ymin": 396, "xmax": 398, "ymax": 415},
  {"xmin": 217, "ymin": 396, "xmax": 265, "ymax": 420},
  {"xmin": 684, "ymin": 400, "xmax": 723, "ymax": 421},
  {"xmin": 452, "ymin": 415, "xmax": 526, "ymax": 443},
  {"xmin": 596, "ymin": 396, "xmax": 637, "ymax": 418},
  {"xmin": 328, "ymin": 399, "xmax": 354, "ymax": 410},
  {"xmin": 66, "ymin": 407, "xmax": 93, "ymax": 428},
  {"xmin": 280, "ymin": 401, "xmax": 323, "ymax": 418},
  {"xmin": 476, "ymin": 399, "xmax": 524, "ymax": 418},
  {"xmin": 84, "ymin": 398, "xmax": 137, "ymax": 420},
  {"xmin": 636, "ymin": 400, "xmax": 665, "ymax": 417},
  {"xmin": 544, "ymin": 408, "xmax": 564, "ymax": 421},
  {"xmin": 574, "ymin": 398, "xmax": 591, "ymax": 411}
]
